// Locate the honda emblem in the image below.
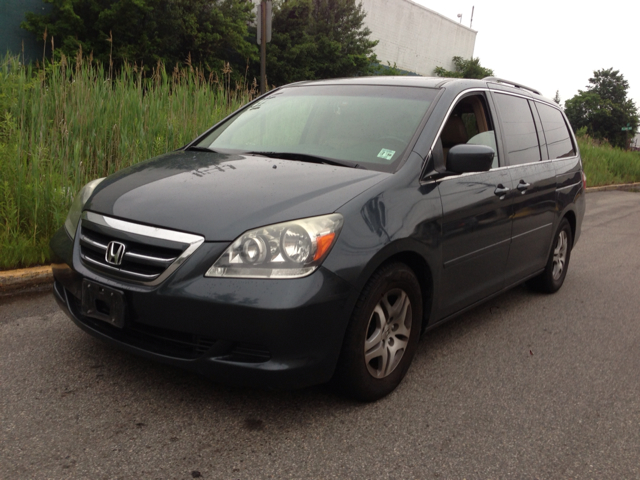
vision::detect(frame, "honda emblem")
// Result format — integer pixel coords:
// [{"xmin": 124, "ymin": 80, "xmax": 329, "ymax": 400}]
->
[{"xmin": 105, "ymin": 241, "xmax": 126, "ymax": 266}]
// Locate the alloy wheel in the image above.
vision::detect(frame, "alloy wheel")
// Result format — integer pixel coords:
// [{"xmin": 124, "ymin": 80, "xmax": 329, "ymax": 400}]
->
[
  {"xmin": 552, "ymin": 230, "xmax": 568, "ymax": 280},
  {"xmin": 364, "ymin": 288, "xmax": 412, "ymax": 379}
]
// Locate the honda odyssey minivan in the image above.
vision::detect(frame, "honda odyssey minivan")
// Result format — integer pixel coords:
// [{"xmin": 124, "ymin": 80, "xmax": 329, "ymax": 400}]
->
[{"xmin": 51, "ymin": 76, "xmax": 586, "ymax": 401}]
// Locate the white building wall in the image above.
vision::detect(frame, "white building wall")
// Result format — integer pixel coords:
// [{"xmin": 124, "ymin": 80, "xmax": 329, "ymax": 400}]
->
[{"xmin": 360, "ymin": 0, "xmax": 477, "ymax": 76}]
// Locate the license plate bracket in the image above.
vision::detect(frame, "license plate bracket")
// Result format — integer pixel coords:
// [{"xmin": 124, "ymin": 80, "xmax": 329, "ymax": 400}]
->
[{"xmin": 81, "ymin": 279, "xmax": 126, "ymax": 329}]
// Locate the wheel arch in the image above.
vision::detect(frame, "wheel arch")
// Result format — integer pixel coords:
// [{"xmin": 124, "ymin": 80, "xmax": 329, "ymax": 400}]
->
[
  {"xmin": 379, "ymin": 252, "xmax": 433, "ymax": 333},
  {"xmin": 353, "ymin": 241, "xmax": 435, "ymax": 333},
  {"xmin": 562, "ymin": 209, "xmax": 577, "ymax": 247}
]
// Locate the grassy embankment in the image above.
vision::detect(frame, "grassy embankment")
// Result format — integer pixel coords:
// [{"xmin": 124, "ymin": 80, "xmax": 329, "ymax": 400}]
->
[
  {"xmin": 0, "ymin": 54, "xmax": 256, "ymax": 270},
  {"xmin": 578, "ymin": 132, "xmax": 640, "ymax": 187},
  {"xmin": 1, "ymin": 53, "xmax": 639, "ymax": 271}
]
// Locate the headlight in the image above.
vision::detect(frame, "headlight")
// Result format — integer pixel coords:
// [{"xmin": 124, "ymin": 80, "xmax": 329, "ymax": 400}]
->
[
  {"xmin": 205, "ymin": 214, "xmax": 344, "ymax": 279},
  {"xmin": 64, "ymin": 178, "xmax": 105, "ymax": 239}
]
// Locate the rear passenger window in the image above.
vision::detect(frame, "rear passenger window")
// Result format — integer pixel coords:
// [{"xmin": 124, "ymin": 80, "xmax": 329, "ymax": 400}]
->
[
  {"xmin": 535, "ymin": 103, "xmax": 576, "ymax": 159},
  {"xmin": 494, "ymin": 94, "xmax": 541, "ymax": 165}
]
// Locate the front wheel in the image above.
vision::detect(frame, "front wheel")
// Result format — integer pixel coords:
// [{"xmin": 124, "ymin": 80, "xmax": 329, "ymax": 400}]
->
[
  {"xmin": 527, "ymin": 218, "xmax": 573, "ymax": 293},
  {"xmin": 333, "ymin": 263, "xmax": 422, "ymax": 402}
]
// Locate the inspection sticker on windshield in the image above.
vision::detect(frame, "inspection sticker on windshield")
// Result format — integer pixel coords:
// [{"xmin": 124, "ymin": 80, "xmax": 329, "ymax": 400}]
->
[{"xmin": 377, "ymin": 148, "xmax": 396, "ymax": 161}]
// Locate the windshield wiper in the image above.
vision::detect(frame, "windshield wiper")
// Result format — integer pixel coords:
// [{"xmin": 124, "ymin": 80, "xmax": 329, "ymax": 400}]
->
[
  {"xmin": 185, "ymin": 145, "xmax": 218, "ymax": 153},
  {"xmin": 244, "ymin": 151, "xmax": 366, "ymax": 169}
]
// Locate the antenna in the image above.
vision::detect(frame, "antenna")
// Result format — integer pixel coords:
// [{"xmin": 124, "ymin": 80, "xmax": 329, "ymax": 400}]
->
[
  {"xmin": 470, "ymin": 6, "xmax": 474, "ymax": 28},
  {"xmin": 457, "ymin": 13, "xmax": 462, "ymax": 23}
]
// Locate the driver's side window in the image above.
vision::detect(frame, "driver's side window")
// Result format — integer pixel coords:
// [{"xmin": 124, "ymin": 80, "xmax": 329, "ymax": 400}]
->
[{"xmin": 440, "ymin": 95, "xmax": 499, "ymax": 169}]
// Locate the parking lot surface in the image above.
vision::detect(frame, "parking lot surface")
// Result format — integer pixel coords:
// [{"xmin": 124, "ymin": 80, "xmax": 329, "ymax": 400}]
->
[{"xmin": 2, "ymin": 190, "xmax": 639, "ymax": 479}]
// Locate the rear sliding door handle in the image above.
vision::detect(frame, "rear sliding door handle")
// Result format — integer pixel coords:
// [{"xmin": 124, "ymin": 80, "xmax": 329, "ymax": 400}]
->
[
  {"xmin": 517, "ymin": 180, "xmax": 531, "ymax": 192},
  {"xmin": 494, "ymin": 184, "xmax": 510, "ymax": 199}
]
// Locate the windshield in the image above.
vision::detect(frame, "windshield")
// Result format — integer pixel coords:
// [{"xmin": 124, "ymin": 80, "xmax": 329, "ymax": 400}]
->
[{"xmin": 196, "ymin": 85, "xmax": 437, "ymax": 172}]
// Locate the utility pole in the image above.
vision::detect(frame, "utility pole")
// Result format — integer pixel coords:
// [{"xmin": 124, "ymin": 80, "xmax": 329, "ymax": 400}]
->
[
  {"xmin": 260, "ymin": 1, "xmax": 266, "ymax": 94},
  {"xmin": 257, "ymin": 0, "xmax": 272, "ymax": 95}
]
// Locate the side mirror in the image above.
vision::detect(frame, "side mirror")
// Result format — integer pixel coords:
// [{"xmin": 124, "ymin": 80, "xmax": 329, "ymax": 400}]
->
[{"xmin": 447, "ymin": 144, "xmax": 495, "ymax": 173}]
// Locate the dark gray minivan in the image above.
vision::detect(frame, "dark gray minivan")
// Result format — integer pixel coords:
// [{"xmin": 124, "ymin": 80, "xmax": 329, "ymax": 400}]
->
[{"xmin": 51, "ymin": 76, "xmax": 586, "ymax": 401}]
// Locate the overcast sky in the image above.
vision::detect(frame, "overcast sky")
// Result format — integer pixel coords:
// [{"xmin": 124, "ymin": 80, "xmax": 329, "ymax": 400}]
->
[{"xmin": 411, "ymin": 0, "xmax": 639, "ymax": 111}]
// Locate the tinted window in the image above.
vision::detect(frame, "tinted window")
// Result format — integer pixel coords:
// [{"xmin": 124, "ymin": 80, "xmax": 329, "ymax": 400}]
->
[
  {"xmin": 494, "ymin": 94, "xmax": 541, "ymax": 165},
  {"xmin": 536, "ymin": 102, "xmax": 576, "ymax": 159},
  {"xmin": 461, "ymin": 112, "xmax": 479, "ymax": 138},
  {"xmin": 440, "ymin": 94, "xmax": 500, "ymax": 168}
]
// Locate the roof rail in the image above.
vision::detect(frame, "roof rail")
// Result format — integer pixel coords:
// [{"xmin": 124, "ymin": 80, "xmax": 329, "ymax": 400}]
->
[{"xmin": 483, "ymin": 77, "xmax": 541, "ymax": 96}]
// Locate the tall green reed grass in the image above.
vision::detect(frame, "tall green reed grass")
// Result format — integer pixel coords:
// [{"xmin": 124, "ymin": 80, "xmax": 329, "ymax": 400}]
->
[
  {"xmin": 0, "ymin": 53, "xmax": 256, "ymax": 270},
  {"xmin": 2, "ymin": 50, "xmax": 639, "ymax": 271},
  {"xmin": 577, "ymin": 132, "xmax": 640, "ymax": 187}
]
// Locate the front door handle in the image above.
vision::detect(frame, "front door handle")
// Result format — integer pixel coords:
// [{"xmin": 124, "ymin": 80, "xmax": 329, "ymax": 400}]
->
[
  {"xmin": 494, "ymin": 184, "xmax": 510, "ymax": 199},
  {"xmin": 517, "ymin": 180, "xmax": 531, "ymax": 193}
]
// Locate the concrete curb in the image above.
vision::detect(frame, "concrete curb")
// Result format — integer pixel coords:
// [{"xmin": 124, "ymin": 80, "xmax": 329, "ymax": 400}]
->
[
  {"xmin": 0, "ymin": 266, "xmax": 53, "ymax": 295},
  {"xmin": 1, "ymin": 183, "xmax": 639, "ymax": 296},
  {"xmin": 585, "ymin": 182, "xmax": 640, "ymax": 193}
]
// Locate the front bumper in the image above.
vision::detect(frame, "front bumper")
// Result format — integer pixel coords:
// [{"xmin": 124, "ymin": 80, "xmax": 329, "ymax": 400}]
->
[{"xmin": 50, "ymin": 226, "xmax": 356, "ymax": 390}]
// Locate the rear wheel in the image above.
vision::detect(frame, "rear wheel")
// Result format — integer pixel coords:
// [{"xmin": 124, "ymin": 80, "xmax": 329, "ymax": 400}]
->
[
  {"xmin": 527, "ymin": 218, "xmax": 573, "ymax": 293},
  {"xmin": 334, "ymin": 263, "xmax": 422, "ymax": 402}
]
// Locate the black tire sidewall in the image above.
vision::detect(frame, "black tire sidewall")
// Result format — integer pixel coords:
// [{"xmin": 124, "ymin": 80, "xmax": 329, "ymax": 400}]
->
[
  {"xmin": 334, "ymin": 263, "xmax": 422, "ymax": 402},
  {"xmin": 540, "ymin": 218, "xmax": 573, "ymax": 293}
]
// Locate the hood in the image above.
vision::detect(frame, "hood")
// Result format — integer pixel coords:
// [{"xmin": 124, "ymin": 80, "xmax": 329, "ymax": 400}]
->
[{"xmin": 86, "ymin": 151, "xmax": 388, "ymax": 240}]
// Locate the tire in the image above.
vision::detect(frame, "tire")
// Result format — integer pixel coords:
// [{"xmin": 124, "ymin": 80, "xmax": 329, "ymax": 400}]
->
[
  {"xmin": 334, "ymin": 263, "xmax": 422, "ymax": 402},
  {"xmin": 527, "ymin": 218, "xmax": 573, "ymax": 293}
]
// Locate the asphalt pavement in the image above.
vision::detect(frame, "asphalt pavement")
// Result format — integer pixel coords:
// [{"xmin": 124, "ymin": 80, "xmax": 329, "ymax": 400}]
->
[{"xmin": 1, "ymin": 190, "xmax": 639, "ymax": 479}]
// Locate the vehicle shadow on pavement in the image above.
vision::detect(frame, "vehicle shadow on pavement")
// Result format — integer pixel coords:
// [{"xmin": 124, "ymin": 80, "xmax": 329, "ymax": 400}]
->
[{"xmin": 58, "ymin": 282, "xmax": 544, "ymax": 411}]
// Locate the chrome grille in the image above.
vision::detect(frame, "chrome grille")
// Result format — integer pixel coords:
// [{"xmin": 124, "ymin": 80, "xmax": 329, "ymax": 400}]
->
[{"xmin": 79, "ymin": 212, "xmax": 204, "ymax": 285}]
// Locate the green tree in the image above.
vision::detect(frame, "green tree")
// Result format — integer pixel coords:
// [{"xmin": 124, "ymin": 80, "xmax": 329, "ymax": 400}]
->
[
  {"xmin": 370, "ymin": 61, "xmax": 409, "ymax": 76},
  {"xmin": 553, "ymin": 90, "xmax": 561, "ymax": 105},
  {"xmin": 21, "ymin": 0, "xmax": 257, "ymax": 74},
  {"xmin": 265, "ymin": 0, "xmax": 378, "ymax": 86},
  {"xmin": 265, "ymin": 0, "xmax": 317, "ymax": 85},
  {"xmin": 565, "ymin": 68, "xmax": 638, "ymax": 149},
  {"xmin": 433, "ymin": 56, "xmax": 493, "ymax": 79},
  {"xmin": 309, "ymin": 0, "xmax": 378, "ymax": 79}
]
